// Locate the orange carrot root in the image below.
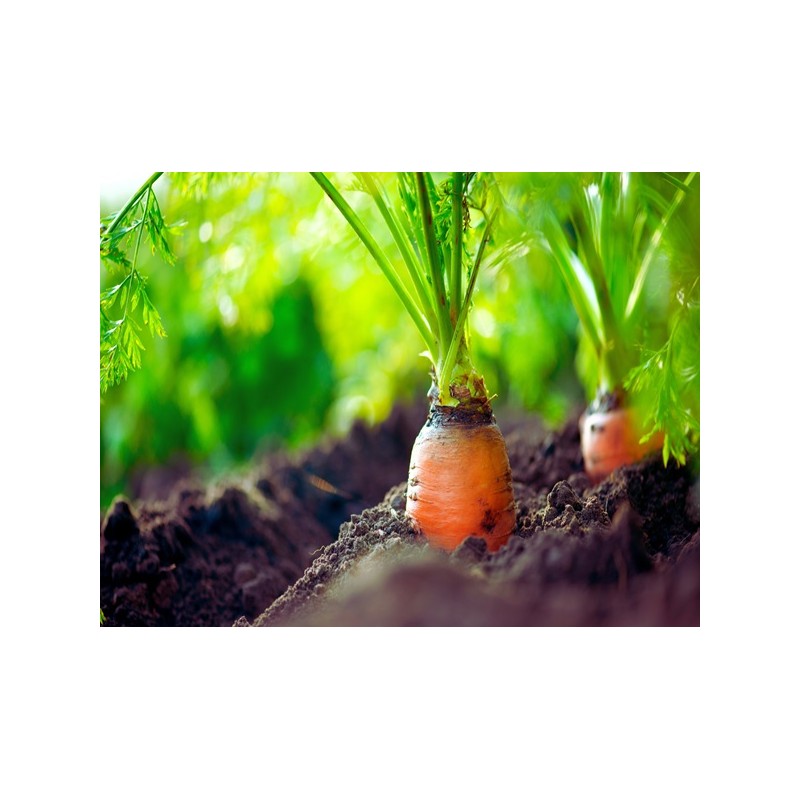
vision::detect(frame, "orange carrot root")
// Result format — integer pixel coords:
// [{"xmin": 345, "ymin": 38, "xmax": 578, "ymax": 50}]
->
[
  {"xmin": 406, "ymin": 411, "xmax": 515, "ymax": 552},
  {"xmin": 581, "ymin": 407, "xmax": 664, "ymax": 483}
]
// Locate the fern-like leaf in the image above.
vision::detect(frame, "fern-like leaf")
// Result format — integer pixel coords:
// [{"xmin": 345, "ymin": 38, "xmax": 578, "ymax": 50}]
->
[{"xmin": 99, "ymin": 173, "xmax": 175, "ymax": 393}]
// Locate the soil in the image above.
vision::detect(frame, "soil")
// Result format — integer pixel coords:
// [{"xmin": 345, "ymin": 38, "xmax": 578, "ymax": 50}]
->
[
  {"xmin": 101, "ymin": 404, "xmax": 699, "ymax": 626},
  {"xmin": 100, "ymin": 403, "xmax": 423, "ymax": 626}
]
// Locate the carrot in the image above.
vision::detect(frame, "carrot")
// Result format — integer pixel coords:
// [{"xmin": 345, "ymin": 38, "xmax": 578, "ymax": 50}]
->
[
  {"xmin": 312, "ymin": 172, "xmax": 517, "ymax": 551},
  {"xmin": 406, "ymin": 406, "xmax": 515, "ymax": 552},
  {"xmin": 580, "ymin": 393, "xmax": 664, "ymax": 483},
  {"xmin": 538, "ymin": 172, "xmax": 699, "ymax": 478}
]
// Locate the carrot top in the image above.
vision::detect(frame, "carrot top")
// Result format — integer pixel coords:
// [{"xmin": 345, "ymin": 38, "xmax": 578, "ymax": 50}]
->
[{"xmin": 311, "ymin": 172, "xmax": 499, "ymax": 412}]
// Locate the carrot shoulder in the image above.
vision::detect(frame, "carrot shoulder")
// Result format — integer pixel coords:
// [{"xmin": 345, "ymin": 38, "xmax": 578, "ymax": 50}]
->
[{"xmin": 406, "ymin": 410, "xmax": 515, "ymax": 552}]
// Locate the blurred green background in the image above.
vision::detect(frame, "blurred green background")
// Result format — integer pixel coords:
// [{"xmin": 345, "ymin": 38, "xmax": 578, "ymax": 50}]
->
[{"xmin": 100, "ymin": 172, "xmax": 697, "ymax": 509}]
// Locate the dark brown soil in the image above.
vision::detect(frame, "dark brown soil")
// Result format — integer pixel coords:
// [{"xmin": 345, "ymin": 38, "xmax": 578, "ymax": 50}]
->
[
  {"xmin": 101, "ymin": 405, "xmax": 699, "ymax": 627},
  {"xmin": 100, "ymin": 404, "xmax": 423, "ymax": 625}
]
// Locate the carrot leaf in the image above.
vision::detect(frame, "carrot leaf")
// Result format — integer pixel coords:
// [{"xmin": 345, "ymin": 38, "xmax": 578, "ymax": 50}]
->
[{"xmin": 100, "ymin": 173, "xmax": 176, "ymax": 393}]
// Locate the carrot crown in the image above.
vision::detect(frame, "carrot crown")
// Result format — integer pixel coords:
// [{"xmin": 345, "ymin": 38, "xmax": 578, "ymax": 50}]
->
[{"xmin": 311, "ymin": 172, "xmax": 497, "ymax": 410}]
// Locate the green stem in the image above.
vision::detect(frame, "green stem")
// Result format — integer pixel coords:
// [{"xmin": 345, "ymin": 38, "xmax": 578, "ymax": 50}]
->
[
  {"xmin": 415, "ymin": 172, "xmax": 451, "ymax": 347},
  {"xmin": 311, "ymin": 172, "xmax": 437, "ymax": 355},
  {"xmin": 658, "ymin": 172, "xmax": 694, "ymax": 193},
  {"xmin": 599, "ymin": 172, "xmax": 618, "ymax": 286},
  {"xmin": 104, "ymin": 172, "xmax": 163, "ymax": 239},
  {"xmin": 625, "ymin": 172, "xmax": 697, "ymax": 322},
  {"xmin": 449, "ymin": 172, "xmax": 464, "ymax": 323},
  {"xmin": 438, "ymin": 211, "xmax": 494, "ymax": 397},
  {"xmin": 360, "ymin": 173, "xmax": 437, "ymax": 325},
  {"xmin": 121, "ymin": 188, "xmax": 149, "ymax": 321},
  {"xmin": 542, "ymin": 212, "xmax": 604, "ymax": 360},
  {"xmin": 571, "ymin": 205, "xmax": 628, "ymax": 390}
]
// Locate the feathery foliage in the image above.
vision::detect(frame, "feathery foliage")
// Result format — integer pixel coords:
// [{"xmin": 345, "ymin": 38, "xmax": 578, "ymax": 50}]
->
[
  {"xmin": 100, "ymin": 173, "xmax": 181, "ymax": 393},
  {"xmin": 624, "ymin": 274, "xmax": 700, "ymax": 465}
]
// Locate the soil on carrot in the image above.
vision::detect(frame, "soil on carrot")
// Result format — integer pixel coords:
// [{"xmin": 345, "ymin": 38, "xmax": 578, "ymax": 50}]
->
[{"xmin": 101, "ymin": 405, "xmax": 699, "ymax": 627}]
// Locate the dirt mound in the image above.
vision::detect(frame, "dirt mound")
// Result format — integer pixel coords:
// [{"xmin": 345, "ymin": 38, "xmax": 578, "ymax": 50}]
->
[
  {"xmin": 100, "ymin": 404, "xmax": 422, "ymax": 626},
  {"xmin": 247, "ymin": 452, "xmax": 699, "ymax": 627}
]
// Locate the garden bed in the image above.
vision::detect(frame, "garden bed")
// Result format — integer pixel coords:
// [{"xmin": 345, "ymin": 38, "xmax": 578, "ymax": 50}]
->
[{"xmin": 100, "ymin": 405, "xmax": 699, "ymax": 626}]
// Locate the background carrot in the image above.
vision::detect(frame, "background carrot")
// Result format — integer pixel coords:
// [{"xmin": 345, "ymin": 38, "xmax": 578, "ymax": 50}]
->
[
  {"xmin": 530, "ymin": 172, "xmax": 700, "ymax": 481},
  {"xmin": 580, "ymin": 400, "xmax": 664, "ymax": 483}
]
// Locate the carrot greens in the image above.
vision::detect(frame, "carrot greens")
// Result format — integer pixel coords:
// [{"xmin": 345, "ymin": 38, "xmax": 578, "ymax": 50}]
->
[
  {"xmin": 311, "ymin": 172, "xmax": 498, "ymax": 410},
  {"xmin": 533, "ymin": 171, "xmax": 700, "ymax": 465},
  {"xmin": 100, "ymin": 172, "xmax": 179, "ymax": 393}
]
